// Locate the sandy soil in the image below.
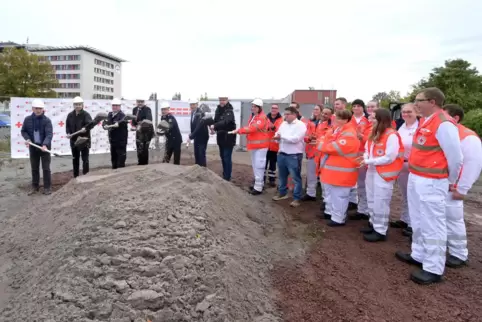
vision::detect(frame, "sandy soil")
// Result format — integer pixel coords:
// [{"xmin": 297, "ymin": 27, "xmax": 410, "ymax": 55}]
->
[{"xmin": 0, "ymin": 150, "xmax": 481, "ymax": 321}]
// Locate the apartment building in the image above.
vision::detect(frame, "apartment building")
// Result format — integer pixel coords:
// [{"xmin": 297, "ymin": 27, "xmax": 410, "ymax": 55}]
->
[{"xmin": 28, "ymin": 46, "xmax": 126, "ymax": 100}]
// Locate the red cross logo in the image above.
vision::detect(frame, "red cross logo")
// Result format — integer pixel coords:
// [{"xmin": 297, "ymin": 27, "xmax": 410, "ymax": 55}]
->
[
  {"xmin": 58, "ymin": 121, "xmax": 64, "ymax": 127},
  {"xmin": 15, "ymin": 122, "xmax": 22, "ymax": 128}
]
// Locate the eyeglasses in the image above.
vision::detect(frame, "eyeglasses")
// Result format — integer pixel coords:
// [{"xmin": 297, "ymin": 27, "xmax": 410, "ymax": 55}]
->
[{"xmin": 414, "ymin": 99, "xmax": 431, "ymax": 103}]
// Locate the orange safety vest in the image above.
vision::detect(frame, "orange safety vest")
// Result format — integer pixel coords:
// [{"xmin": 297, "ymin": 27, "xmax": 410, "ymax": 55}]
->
[
  {"xmin": 304, "ymin": 119, "xmax": 324, "ymax": 158},
  {"xmin": 238, "ymin": 112, "xmax": 271, "ymax": 150},
  {"xmin": 453, "ymin": 124, "xmax": 479, "ymax": 188},
  {"xmin": 351, "ymin": 115, "xmax": 372, "ymax": 155},
  {"xmin": 314, "ymin": 120, "xmax": 333, "ymax": 175},
  {"xmin": 408, "ymin": 110, "xmax": 455, "ymax": 179},
  {"xmin": 268, "ymin": 115, "xmax": 284, "ymax": 152},
  {"xmin": 367, "ymin": 128, "xmax": 405, "ymax": 182},
  {"xmin": 318, "ymin": 123, "xmax": 360, "ymax": 187}
]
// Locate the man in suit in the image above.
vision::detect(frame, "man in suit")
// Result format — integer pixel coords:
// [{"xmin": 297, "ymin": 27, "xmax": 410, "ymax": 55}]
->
[
  {"xmin": 132, "ymin": 97, "xmax": 153, "ymax": 165},
  {"xmin": 21, "ymin": 99, "xmax": 53, "ymax": 195},
  {"xmin": 160, "ymin": 101, "xmax": 183, "ymax": 164},
  {"xmin": 66, "ymin": 96, "xmax": 93, "ymax": 178},
  {"xmin": 104, "ymin": 98, "xmax": 129, "ymax": 169},
  {"xmin": 188, "ymin": 99, "xmax": 209, "ymax": 167}
]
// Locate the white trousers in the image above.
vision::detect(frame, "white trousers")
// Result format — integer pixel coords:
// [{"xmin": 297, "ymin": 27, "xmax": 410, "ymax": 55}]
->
[
  {"xmin": 349, "ymin": 185, "xmax": 358, "ymax": 204},
  {"xmin": 251, "ymin": 148, "xmax": 268, "ymax": 192},
  {"xmin": 446, "ymin": 194, "xmax": 468, "ymax": 261},
  {"xmin": 322, "ymin": 182, "xmax": 331, "ymax": 214},
  {"xmin": 366, "ymin": 167, "xmax": 395, "ymax": 235},
  {"xmin": 396, "ymin": 162, "xmax": 411, "ymax": 225},
  {"xmin": 408, "ymin": 173, "xmax": 448, "ymax": 275},
  {"xmin": 325, "ymin": 184, "xmax": 351, "ymax": 223},
  {"xmin": 306, "ymin": 158, "xmax": 317, "ymax": 197},
  {"xmin": 357, "ymin": 167, "xmax": 369, "ymax": 214}
]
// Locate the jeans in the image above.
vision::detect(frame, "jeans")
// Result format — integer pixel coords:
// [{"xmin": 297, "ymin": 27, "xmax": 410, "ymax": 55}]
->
[
  {"xmin": 277, "ymin": 152, "xmax": 303, "ymax": 200},
  {"xmin": 194, "ymin": 140, "xmax": 207, "ymax": 167},
  {"xmin": 71, "ymin": 146, "xmax": 89, "ymax": 177},
  {"xmin": 110, "ymin": 144, "xmax": 127, "ymax": 169},
  {"xmin": 29, "ymin": 146, "xmax": 51, "ymax": 189},
  {"xmin": 218, "ymin": 145, "xmax": 233, "ymax": 181}
]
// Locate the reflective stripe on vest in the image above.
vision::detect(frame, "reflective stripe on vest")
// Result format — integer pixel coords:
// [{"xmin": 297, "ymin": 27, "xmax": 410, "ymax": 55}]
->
[{"xmin": 323, "ymin": 164, "xmax": 358, "ymax": 173}]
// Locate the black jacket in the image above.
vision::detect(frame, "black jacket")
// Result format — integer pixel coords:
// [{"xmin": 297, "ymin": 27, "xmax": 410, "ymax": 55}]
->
[
  {"xmin": 106, "ymin": 111, "xmax": 128, "ymax": 147},
  {"xmin": 161, "ymin": 113, "xmax": 183, "ymax": 148},
  {"xmin": 132, "ymin": 105, "xmax": 153, "ymax": 127},
  {"xmin": 66, "ymin": 109, "xmax": 93, "ymax": 148},
  {"xmin": 21, "ymin": 113, "xmax": 53, "ymax": 149},
  {"xmin": 213, "ymin": 102, "xmax": 236, "ymax": 147},
  {"xmin": 189, "ymin": 107, "xmax": 209, "ymax": 143}
]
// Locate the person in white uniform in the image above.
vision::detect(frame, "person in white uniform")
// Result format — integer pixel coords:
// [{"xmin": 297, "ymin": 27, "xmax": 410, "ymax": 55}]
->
[
  {"xmin": 391, "ymin": 103, "xmax": 419, "ymax": 236},
  {"xmin": 442, "ymin": 104, "xmax": 482, "ymax": 268},
  {"xmin": 395, "ymin": 87, "xmax": 463, "ymax": 285}
]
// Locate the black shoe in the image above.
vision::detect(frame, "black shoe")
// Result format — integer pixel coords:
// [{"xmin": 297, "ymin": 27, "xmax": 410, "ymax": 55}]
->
[
  {"xmin": 390, "ymin": 220, "xmax": 408, "ymax": 229},
  {"xmin": 360, "ymin": 224, "xmax": 374, "ymax": 234},
  {"xmin": 349, "ymin": 212, "xmax": 369, "ymax": 220},
  {"xmin": 320, "ymin": 202, "xmax": 326, "ymax": 212},
  {"xmin": 249, "ymin": 189, "xmax": 262, "ymax": 195},
  {"xmin": 301, "ymin": 194, "xmax": 316, "ymax": 201},
  {"xmin": 402, "ymin": 227, "xmax": 413, "ymax": 237},
  {"xmin": 268, "ymin": 181, "xmax": 276, "ymax": 188},
  {"xmin": 43, "ymin": 188, "xmax": 52, "ymax": 195},
  {"xmin": 27, "ymin": 187, "xmax": 39, "ymax": 196},
  {"xmin": 348, "ymin": 202, "xmax": 358, "ymax": 211},
  {"xmin": 410, "ymin": 269, "xmax": 442, "ymax": 285},
  {"xmin": 363, "ymin": 231, "xmax": 386, "ymax": 242},
  {"xmin": 324, "ymin": 213, "xmax": 331, "ymax": 220},
  {"xmin": 327, "ymin": 220, "xmax": 345, "ymax": 227},
  {"xmin": 446, "ymin": 255, "xmax": 468, "ymax": 269},
  {"xmin": 395, "ymin": 251, "xmax": 422, "ymax": 267},
  {"xmin": 249, "ymin": 185, "xmax": 254, "ymax": 191}
]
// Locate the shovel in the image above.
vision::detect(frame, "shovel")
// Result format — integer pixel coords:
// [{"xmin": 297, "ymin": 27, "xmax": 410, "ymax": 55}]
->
[
  {"xmin": 27, "ymin": 142, "xmax": 63, "ymax": 157},
  {"xmin": 103, "ymin": 114, "xmax": 136, "ymax": 129}
]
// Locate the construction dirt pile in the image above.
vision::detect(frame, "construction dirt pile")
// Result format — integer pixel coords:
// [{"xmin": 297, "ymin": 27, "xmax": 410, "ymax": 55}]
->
[{"xmin": 0, "ymin": 164, "xmax": 304, "ymax": 322}]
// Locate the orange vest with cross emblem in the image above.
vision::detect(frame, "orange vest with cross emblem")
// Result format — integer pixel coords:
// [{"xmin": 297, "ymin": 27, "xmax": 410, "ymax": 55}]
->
[
  {"xmin": 367, "ymin": 128, "xmax": 405, "ymax": 182},
  {"xmin": 408, "ymin": 110, "xmax": 455, "ymax": 179},
  {"xmin": 268, "ymin": 116, "xmax": 284, "ymax": 152},
  {"xmin": 304, "ymin": 119, "xmax": 324, "ymax": 159},
  {"xmin": 238, "ymin": 111, "xmax": 271, "ymax": 150},
  {"xmin": 351, "ymin": 115, "xmax": 372, "ymax": 155}
]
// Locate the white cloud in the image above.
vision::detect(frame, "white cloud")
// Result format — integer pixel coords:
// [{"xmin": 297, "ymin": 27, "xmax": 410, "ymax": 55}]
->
[{"xmin": 2, "ymin": 0, "xmax": 482, "ymax": 101}]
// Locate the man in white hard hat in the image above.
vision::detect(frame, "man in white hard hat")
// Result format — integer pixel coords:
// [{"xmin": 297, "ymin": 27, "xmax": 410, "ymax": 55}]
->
[
  {"xmin": 104, "ymin": 98, "xmax": 129, "ymax": 169},
  {"xmin": 65, "ymin": 96, "xmax": 93, "ymax": 178},
  {"xmin": 132, "ymin": 96, "xmax": 153, "ymax": 165},
  {"xmin": 188, "ymin": 99, "xmax": 209, "ymax": 167},
  {"xmin": 160, "ymin": 101, "xmax": 183, "ymax": 164},
  {"xmin": 20, "ymin": 99, "xmax": 53, "ymax": 195}
]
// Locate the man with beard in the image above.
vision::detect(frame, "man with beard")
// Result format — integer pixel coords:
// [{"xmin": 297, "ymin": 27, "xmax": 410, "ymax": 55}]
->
[
  {"xmin": 132, "ymin": 97, "xmax": 153, "ymax": 165},
  {"xmin": 66, "ymin": 96, "xmax": 92, "ymax": 178}
]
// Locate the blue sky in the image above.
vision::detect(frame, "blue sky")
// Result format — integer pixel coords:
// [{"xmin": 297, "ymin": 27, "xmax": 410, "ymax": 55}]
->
[{"xmin": 2, "ymin": 0, "xmax": 482, "ymax": 101}]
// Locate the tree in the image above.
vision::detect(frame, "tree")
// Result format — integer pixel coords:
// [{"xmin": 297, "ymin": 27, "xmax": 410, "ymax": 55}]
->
[
  {"xmin": 0, "ymin": 48, "xmax": 58, "ymax": 98},
  {"xmin": 408, "ymin": 59, "xmax": 482, "ymax": 111},
  {"xmin": 199, "ymin": 92, "xmax": 208, "ymax": 101},
  {"xmin": 172, "ymin": 92, "xmax": 181, "ymax": 100},
  {"xmin": 148, "ymin": 92, "xmax": 157, "ymax": 100},
  {"xmin": 308, "ymin": 86, "xmax": 315, "ymax": 90},
  {"xmin": 371, "ymin": 90, "xmax": 403, "ymax": 108}
]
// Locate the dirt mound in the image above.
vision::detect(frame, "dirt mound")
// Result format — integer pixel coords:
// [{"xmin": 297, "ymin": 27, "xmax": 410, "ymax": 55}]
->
[{"xmin": 0, "ymin": 164, "xmax": 304, "ymax": 322}]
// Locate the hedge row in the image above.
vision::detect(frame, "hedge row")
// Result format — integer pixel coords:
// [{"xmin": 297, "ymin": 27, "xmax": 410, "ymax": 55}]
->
[{"xmin": 462, "ymin": 109, "xmax": 482, "ymax": 137}]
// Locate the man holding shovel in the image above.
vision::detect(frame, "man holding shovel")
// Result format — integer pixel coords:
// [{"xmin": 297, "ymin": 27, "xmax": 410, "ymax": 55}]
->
[
  {"xmin": 66, "ymin": 96, "xmax": 92, "ymax": 178},
  {"xmin": 104, "ymin": 98, "xmax": 129, "ymax": 169},
  {"xmin": 21, "ymin": 99, "xmax": 53, "ymax": 195},
  {"xmin": 132, "ymin": 97, "xmax": 153, "ymax": 165}
]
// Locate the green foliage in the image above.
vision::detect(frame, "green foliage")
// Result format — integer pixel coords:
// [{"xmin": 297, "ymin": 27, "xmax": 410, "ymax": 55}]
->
[
  {"xmin": 462, "ymin": 109, "xmax": 482, "ymax": 137},
  {"xmin": 408, "ymin": 59, "xmax": 482, "ymax": 111},
  {"xmin": 172, "ymin": 92, "xmax": 181, "ymax": 100},
  {"xmin": 0, "ymin": 48, "xmax": 58, "ymax": 98},
  {"xmin": 372, "ymin": 90, "xmax": 402, "ymax": 108},
  {"xmin": 199, "ymin": 92, "xmax": 208, "ymax": 101}
]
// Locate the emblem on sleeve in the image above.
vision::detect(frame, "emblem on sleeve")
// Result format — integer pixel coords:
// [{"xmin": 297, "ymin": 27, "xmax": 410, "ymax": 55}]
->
[
  {"xmin": 338, "ymin": 139, "xmax": 346, "ymax": 145},
  {"xmin": 376, "ymin": 149, "xmax": 384, "ymax": 155}
]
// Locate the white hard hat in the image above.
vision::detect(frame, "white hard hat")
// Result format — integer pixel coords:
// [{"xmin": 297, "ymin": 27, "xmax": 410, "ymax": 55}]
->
[
  {"xmin": 189, "ymin": 99, "xmax": 199, "ymax": 104},
  {"xmin": 73, "ymin": 96, "xmax": 84, "ymax": 104},
  {"xmin": 32, "ymin": 99, "xmax": 45, "ymax": 109},
  {"xmin": 111, "ymin": 98, "xmax": 122, "ymax": 105},
  {"xmin": 251, "ymin": 98, "xmax": 263, "ymax": 107},
  {"xmin": 160, "ymin": 101, "xmax": 170, "ymax": 109}
]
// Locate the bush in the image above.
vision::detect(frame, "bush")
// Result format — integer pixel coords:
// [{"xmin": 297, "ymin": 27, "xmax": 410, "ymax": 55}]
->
[{"xmin": 462, "ymin": 109, "xmax": 482, "ymax": 137}]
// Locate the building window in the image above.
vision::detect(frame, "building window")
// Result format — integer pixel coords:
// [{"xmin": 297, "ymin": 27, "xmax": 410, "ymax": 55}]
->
[
  {"xmin": 55, "ymin": 73, "xmax": 80, "ymax": 80},
  {"xmin": 47, "ymin": 55, "xmax": 80, "ymax": 61},
  {"xmin": 324, "ymin": 96, "xmax": 329, "ymax": 105},
  {"xmin": 57, "ymin": 92, "xmax": 81, "ymax": 98}
]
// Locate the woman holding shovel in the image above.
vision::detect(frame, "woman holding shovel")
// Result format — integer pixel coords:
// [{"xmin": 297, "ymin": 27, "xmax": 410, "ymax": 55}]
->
[{"xmin": 21, "ymin": 99, "xmax": 53, "ymax": 195}]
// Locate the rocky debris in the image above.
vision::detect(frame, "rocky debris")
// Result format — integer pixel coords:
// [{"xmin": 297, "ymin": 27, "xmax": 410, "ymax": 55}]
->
[{"xmin": 0, "ymin": 164, "xmax": 303, "ymax": 321}]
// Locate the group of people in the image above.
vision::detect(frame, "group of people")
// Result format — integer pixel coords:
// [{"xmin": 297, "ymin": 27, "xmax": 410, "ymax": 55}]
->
[{"xmin": 234, "ymin": 87, "xmax": 482, "ymax": 286}]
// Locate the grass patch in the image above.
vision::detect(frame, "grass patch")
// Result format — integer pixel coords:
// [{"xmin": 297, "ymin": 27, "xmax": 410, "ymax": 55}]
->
[{"xmin": 0, "ymin": 140, "xmax": 10, "ymax": 153}]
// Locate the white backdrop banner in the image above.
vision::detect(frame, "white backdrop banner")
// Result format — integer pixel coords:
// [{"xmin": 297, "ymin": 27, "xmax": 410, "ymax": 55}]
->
[{"xmin": 10, "ymin": 98, "xmax": 241, "ymax": 159}]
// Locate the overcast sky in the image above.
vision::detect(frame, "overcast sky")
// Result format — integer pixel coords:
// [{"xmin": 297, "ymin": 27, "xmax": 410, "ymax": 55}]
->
[{"xmin": 2, "ymin": 0, "xmax": 482, "ymax": 101}]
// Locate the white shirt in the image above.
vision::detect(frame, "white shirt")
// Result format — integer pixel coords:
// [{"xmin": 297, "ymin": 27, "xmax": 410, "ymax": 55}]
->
[
  {"xmin": 457, "ymin": 134, "xmax": 482, "ymax": 194},
  {"xmin": 397, "ymin": 120, "xmax": 418, "ymax": 159},
  {"xmin": 275, "ymin": 119, "xmax": 307, "ymax": 154},
  {"xmin": 354, "ymin": 115, "xmax": 363, "ymax": 124},
  {"xmin": 363, "ymin": 133, "xmax": 400, "ymax": 167},
  {"xmin": 421, "ymin": 114, "xmax": 463, "ymax": 184}
]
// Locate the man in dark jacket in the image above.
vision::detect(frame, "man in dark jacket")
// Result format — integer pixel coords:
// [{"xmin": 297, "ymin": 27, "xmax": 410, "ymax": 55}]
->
[
  {"xmin": 160, "ymin": 101, "xmax": 182, "ymax": 164},
  {"xmin": 66, "ymin": 96, "xmax": 93, "ymax": 178},
  {"xmin": 132, "ymin": 98, "xmax": 153, "ymax": 165},
  {"xmin": 204, "ymin": 97, "xmax": 236, "ymax": 181},
  {"xmin": 188, "ymin": 99, "xmax": 209, "ymax": 167},
  {"xmin": 21, "ymin": 99, "xmax": 53, "ymax": 195},
  {"xmin": 104, "ymin": 98, "xmax": 129, "ymax": 169}
]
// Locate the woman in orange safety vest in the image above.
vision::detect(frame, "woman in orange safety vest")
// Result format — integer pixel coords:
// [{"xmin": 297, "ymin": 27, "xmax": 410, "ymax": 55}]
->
[
  {"xmin": 360, "ymin": 108, "xmax": 404, "ymax": 242},
  {"xmin": 303, "ymin": 105, "xmax": 324, "ymax": 201},
  {"xmin": 318, "ymin": 109, "xmax": 360, "ymax": 227},
  {"xmin": 231, "ymin": 98, "xmax": 270, "ymax": 195}
]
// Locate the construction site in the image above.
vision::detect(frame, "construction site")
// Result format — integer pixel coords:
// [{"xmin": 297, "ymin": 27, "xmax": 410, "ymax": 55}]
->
[{"xmin": 0, "ymin": 148, "xmax": 480, "ymax": 322}]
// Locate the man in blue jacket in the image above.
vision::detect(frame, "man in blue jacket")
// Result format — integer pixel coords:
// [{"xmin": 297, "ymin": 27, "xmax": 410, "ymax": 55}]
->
[
  {"xmin": 21, "ymin": 99, "xmax": 53, "ymax": 195},
  {"xmin": 188, "ymin": 99, "xmax": 209, "ymax": 167}
]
